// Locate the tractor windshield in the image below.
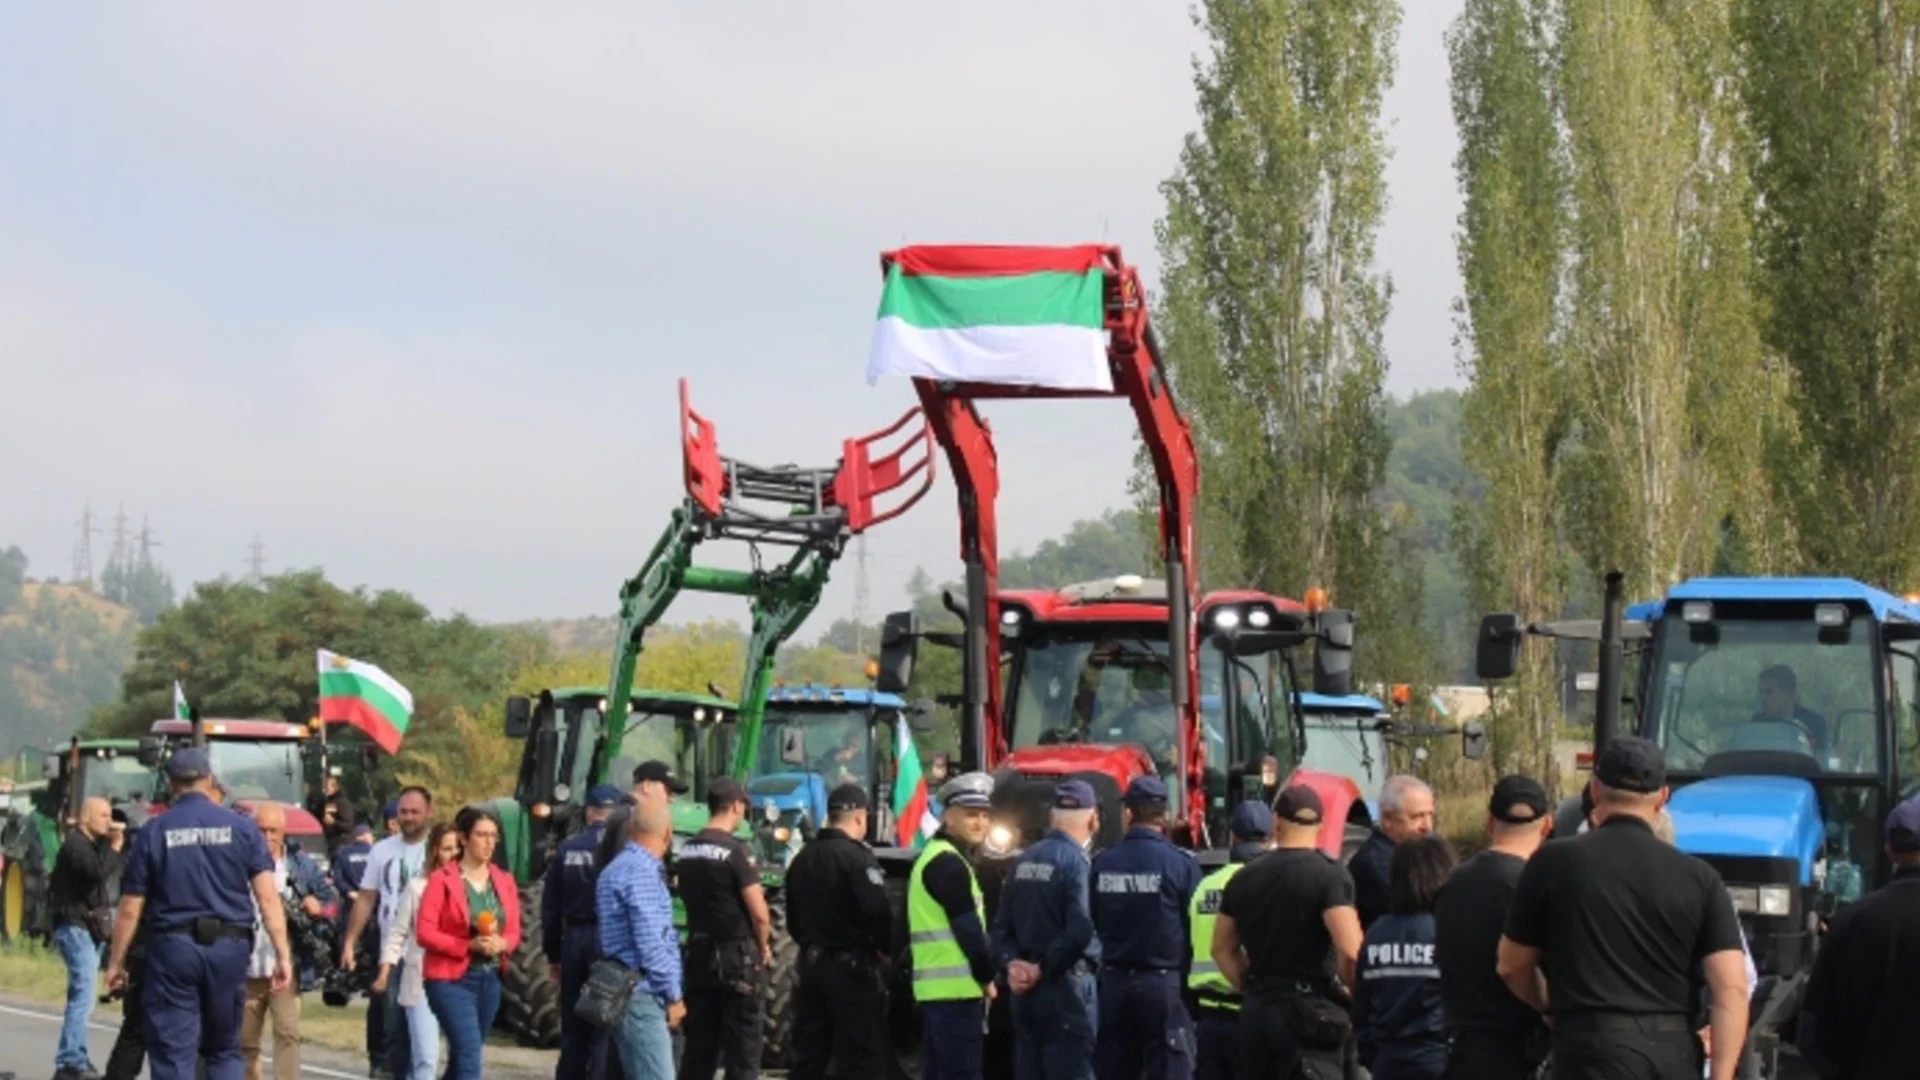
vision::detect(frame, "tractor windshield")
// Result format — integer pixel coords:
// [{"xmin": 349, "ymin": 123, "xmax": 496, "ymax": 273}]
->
[
  {"xmin": 1010, "ymin": 631, "xmax": 1179, "ymax": 781},
  {"xmin": 1301, "ymin": 715, "xmax": 1387, "ymax": 790},
  {"xmin": 752, "ymin": 706, "xmax": 873, "ymax": 788},
  {"xmin": 83, "ymin": 755, "xmax": 159, "ymax": 805},
  {"xmin": 607, "ymin": 711, "xmax": 699, "ymax": 796},
  {"xmin": 1645, "ymin": 606, "xmax": 1883, "ymax": 775},
  {"xmin": 207, "ymin": 739, "xmax": 305, "ymax": 805}
]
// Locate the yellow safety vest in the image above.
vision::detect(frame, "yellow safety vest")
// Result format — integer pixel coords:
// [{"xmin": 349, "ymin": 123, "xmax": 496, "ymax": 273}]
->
[
  {"xmin": 908, "ymin": 837, "xmax": 986, "ymax": 1002},
  {"xmin": 1188, "ymin": 861, "xmax": 1244, "ymax": 1008}
]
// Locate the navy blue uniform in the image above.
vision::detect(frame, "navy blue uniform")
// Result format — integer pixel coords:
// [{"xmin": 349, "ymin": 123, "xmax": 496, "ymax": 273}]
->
[
  {"xmin": 1354, "ymin": 913, "xmax": 1445, "ymax": 1079},
  {"xmin": 543, "ymin": 822, "xmax": 611, "ymax": 1080},
  {"xmin": 1350, "ymin": 829, "xmax": 1395, "ymax": 930},
  {"xmin": 121, "ymin": 791, "xmax": 274, "ymax": 1080},
  {"xmin": 1090, "ymin": 827, "xmax": 1201, "ymax": 1080},
  {"xmin": 992, "ymin": 830, "xmax": 1100, "ymax": 1080}
]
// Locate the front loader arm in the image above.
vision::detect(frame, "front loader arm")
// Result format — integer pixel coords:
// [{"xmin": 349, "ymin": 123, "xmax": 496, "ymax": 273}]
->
[
  {"xmin": 730, "ymin": 546, "xmax": 836, "ymax": 781},
  {"xmin": 602, "ymin": 507, "xmax": 702, "ymax": 765}
]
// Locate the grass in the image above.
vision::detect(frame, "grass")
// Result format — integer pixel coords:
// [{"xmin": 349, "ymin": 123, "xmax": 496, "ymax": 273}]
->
[{"xmin": 0, "ymin": 940, "xmax": 78, "ymax": 1001}]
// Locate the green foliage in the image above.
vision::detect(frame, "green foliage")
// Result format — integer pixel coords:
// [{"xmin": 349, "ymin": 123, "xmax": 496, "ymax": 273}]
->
[
  {"xmin": 0, "ymin": 545, "xmax": 136, "ymax": 761},
  {"xmin": 100, "ymin": 556, "xmax": 175, "ymax": 627},
  {"xmin": 0, "ymin": 546, "xmax": 25, "ymax": 613}
]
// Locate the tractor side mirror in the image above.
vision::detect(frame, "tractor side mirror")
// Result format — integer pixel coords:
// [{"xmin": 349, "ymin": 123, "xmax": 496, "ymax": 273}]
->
[
  {"xmin": 1312, "ymin": 611, "xmax": 1355, "ymax": 697},
  {"xmin": 780, "ymin": 727, "xmax": 808, "ymax": 767},
  {"xmin": 40, "ymin": 753, "xmax": 60, "ymax": 780},
  {"xmin": 877, "ymin": 611, "xmax": 921, "ymax": 694},
  {"xmin": 504, "ymin": 696, "xmax": 533, "ymax": 739},
  {"xmin": 136, "ymin": 737, "xmax": 162, "ymax": 768},
  {"xmin": 1476, "ymin": 614, "xmax": 1524, "ymax": 681},
  {"xmin": 908, "ymin": 699, "xmax": 937, "ymax": 734},
  {"xmin": 1462, "ymin": 720, "xmax": 1488, "ymax": 761}
]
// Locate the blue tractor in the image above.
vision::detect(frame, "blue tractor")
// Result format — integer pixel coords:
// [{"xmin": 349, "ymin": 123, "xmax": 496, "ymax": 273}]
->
[{"xmin": 1477, "ymin": 574, "xmax": 1920, "ymax": 1078}]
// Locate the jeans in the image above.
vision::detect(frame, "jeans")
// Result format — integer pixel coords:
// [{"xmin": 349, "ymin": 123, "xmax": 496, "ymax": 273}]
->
[
  {"xmin": 613, "ymin": 992, "xmax": 675, "ymax": 1080},
  {"xmin": 402, "ymin": 997, "xmax": 442, "ymax": 1080},
  {"xmin": 54, "ymin": 924, "xmax": 103, "ymax": 1071},
  {"xmin": 922, "ymin": 999, "xmax": 988, "ymax": 1080},
  {"xmin": 384, "ymin": 974, "xmax": 413, "ymax": 1079},
  {"xmin": 425, "ymin": 966, "xmax": 503, "ymax": 1080},
  {"xmin": 1011, "ymin": 971, "xmax": 1096, "ymax": 1080}
]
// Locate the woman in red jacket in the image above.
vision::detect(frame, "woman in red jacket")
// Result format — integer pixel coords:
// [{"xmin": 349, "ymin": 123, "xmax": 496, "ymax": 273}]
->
[{"xmin": 416, "ymin": 806, "xmax": 521, "ymax": 1080}]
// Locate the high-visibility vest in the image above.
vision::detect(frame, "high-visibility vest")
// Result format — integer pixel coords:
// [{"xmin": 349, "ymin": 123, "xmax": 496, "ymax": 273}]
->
[
  {"xmin": 1188, "ymin": 862, "xmax": 1244, "ymax": 1007},
  {"xmin": 908, "ymin": 837, "xmax": 985, "ymax": 1002}
]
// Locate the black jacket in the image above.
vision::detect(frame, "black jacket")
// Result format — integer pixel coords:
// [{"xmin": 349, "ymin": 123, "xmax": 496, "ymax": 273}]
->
[
  {"xmin": 1353, "ymin": 911, "xmax": 1445, "ymax": 1061},
  {"xmin": 1350, "ymin": 829, "xmax": 1396, "ymax": 930},
  {"xmin": 50, "ymin": 828, "xmax": 126, "ymax": 930}
]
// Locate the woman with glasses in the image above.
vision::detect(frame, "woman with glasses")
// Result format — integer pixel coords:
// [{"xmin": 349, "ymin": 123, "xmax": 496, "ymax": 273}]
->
[{"xmin": 416, "ymin": 807, "xmax": 523, "ymax": 1080}]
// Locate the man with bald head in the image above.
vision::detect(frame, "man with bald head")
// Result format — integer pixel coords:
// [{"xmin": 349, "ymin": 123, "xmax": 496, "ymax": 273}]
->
[
  {"xmin": 600, "ymin": 803, "xmax": 686, "ymax": 1080},
  {"xmin": 50, "ymin": 795, "xmax": 126, "ymax": 1080},
  {"xmin": 240, "ymin": 801, "xmax": 336, "ymax": 1080}
]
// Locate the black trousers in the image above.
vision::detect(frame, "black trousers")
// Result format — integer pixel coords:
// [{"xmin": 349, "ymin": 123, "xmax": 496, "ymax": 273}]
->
[
  {"xmin": 102, "ymin": 952, "xmax": 148, "ymax": 1080},
  {"xmin": 681, "ymin": 937, "xmax": 767, "ymax": 1080},
  {"xmin": 1238, "ymin": 992, "xmax": 1348, "ymax": 1080},
  {"xmin": 790, "ymin": 947, "xmax": 886, "ymax": 1080},
  {"xmin": 1550, "ymin": 1015, "xmax": 1698, "ymax": 1080},
  {"xmin": 1444, "ymin": 1028, "xmax": 1542, "ymax": 1080}
]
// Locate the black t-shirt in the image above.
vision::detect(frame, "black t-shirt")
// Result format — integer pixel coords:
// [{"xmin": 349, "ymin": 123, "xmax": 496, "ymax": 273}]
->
[
  {"xmin": 675, "ymin": 828, "xmax": 760, "ymax": 942},
  {"xmin": 1434, "ymin": 850, "xmax": 1535, "ymax": 1034},
  {"xmin": 1800, "ymin": 867, "xmax": 1920, "ymax": 1080},
  {"xmin": 1219, "ymin": 847, "xmax": 1355, "ymax": 990},
  {"xmin": 1505, "ymin": 816, "xmax": 1743, "ymax": 1016}
]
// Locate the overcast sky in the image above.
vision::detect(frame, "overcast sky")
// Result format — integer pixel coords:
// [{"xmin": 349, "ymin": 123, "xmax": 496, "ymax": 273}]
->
[{"xmin": 0, "ymin": 2, "xmax": 1465, "ymax": 633}]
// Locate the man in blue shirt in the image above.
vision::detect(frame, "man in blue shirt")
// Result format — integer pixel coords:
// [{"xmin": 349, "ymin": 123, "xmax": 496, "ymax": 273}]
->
[
  {"xmin": 105, "ymin": 748, "xmax": 292, "ymax": 1080},
  {"xmin": 1090, "ymin": 776, "xmax": 1201, "ymax": 1080},
  {"xmin": 992, "ymin": 779, "xmax": 1101, "ymax": 1080},
  {"xmin": 597, "ymin": 803, "xmax": 684, "ymax": 1080},
  {"xmin": 546, "ymin": 784, "xmax": 623, "ymax": 1080}
]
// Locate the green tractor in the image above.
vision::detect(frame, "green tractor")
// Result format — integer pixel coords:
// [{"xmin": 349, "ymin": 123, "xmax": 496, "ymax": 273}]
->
[{"xmin": 0, "ymin": 738, "xmax": 154, "ymax": 941}]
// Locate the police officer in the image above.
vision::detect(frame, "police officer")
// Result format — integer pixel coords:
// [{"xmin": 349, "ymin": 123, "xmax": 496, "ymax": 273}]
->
[
  {"xmin": 1210, "ymin": 785, "xmax": 1362, "ymax": 1080},
  {"xmin": 787, "ymin": 783, "xmax": 894, "ymax": 1080},
  {"xmin": 1433, "ymin": 775, "xmax": 1553, "ymax": 1080},
  {"xmin": 909, "ymin": 772, "xmax": 999, "ymax": 1080},
  {"xmin": 1188, "ymin": 802, "xmax": 1273, "ymax": 1080},
  {"xmin": 543, "ymin": 783, "xmax": 624, "ymax": 1080},
  {"xmin": 1090, "ymin": 776, "xmax": 1201, "ymax": 1080},
  {"xmin": 991, "ymin": 779, "xmax": 1101, "ymax": 1080},
  {"xmin": 678, "ymin": 777, "xmax": 774, "ymax": 1080},
  {"xmin": 1498, "ymin": 737, "xmax": 1748, "ymax": 1080},
  {"xmin": 104, "ymin": 749, "xmax": 293, "ymax": 1080},
  {"xmin": 1797, "ymin": 795, "xmax": 1920, "ymax": 1079}
]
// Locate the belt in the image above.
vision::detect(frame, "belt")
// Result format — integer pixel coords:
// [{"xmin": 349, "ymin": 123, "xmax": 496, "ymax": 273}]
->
[
  {"xmin": 1102, "ymin": 965, "xmax": 1178, "ymax": 976},
  {"xmin": 1554, "ymin": 1012, "xmax": 1690, "ymax": 1034},
  {"xmin": 154, "ymin": 923, "xmax": 252, "ymax": 941}
]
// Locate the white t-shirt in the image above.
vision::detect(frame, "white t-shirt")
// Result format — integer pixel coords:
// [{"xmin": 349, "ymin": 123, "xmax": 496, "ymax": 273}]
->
[{"xmin": 364, "ymin": 834, "xmax": 427, "ymax": 940}]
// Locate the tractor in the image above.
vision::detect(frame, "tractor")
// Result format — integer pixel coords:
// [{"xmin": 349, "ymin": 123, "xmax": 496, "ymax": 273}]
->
[
  {"xmin": 0, "ymin": 738, "xmax": 151, "ymax": 941},
  {"xmin": 1292, "ymin": 691, "xmax": 1488, "ymax": 856},
  {"xmin": 1476, "ymin": 573, "xmax": 1920, "ymax": 1078},
  {"xmin": 141, "ymin": 718, "xmax": 332, "ymax": 868}
]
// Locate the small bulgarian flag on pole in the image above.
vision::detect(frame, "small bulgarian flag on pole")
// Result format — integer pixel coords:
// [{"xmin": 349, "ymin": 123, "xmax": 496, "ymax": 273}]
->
[
  {"xmin": 893, "ymin": 713, "xmax": 938, "ymax": 847},
  {"xmin": 172, "ymin": 681, "xmax": 190, "ymax": 720},
  {"xmin": 867, "ymin": 245, "xmax": 1113, "ymax": 392},
  {"xmin": 316, "ymin": 649, "xmax": 414, "ymax": 754}
]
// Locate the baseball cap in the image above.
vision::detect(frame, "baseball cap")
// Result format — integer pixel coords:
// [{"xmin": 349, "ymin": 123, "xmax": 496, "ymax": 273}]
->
[
  {"xmin": 383, "ymin": 799, "xmax": 400, "ymax": 821},
  {"xmin": 938, "ymin": 772, "xmax": 994, "ymax": 810},
  {"xmin": 1122, "ymin": 776, "xmax": 1169, "ymax": 807},
  {"xmin": 584, "ymin": 784, "xmax": 627, "ymax": 809},
  {"xmin": 1053, "ymin": 780, "xmax": 1098, "ymax": 811},
  {"xmin": 1594, "ymin": 736, "xmax": 1666, "ymax": 794},
  {"xmin": 165, "ymin": 747, "xmax": 211, "ymax": 782},
  {"xmin": 1886, "ymin": 796, "xmax": 1920, "ymax": 854},
  {"xmin": 1273, "ymin": 784, "xmax": 1324, "ymax": 826},
  {"xmin": 352, "ymin": 821, "xmax": 374, "ymax": 837},
  {"xmin": 708, "ymin": 777, "xmax": 749, "ymax": 808},
  {"xmin": 632, "ymin": 760, "xmax": 690, "ymax": 794},
  {"xmin": 1490, "ymin": 775, "xmax": 1550, "ymax": 824},
  {"xmin": 828, "ymin": 783, "xmax": 871, "ymax": 812},
  {"xmin": 1230, "ymin": 800, "xmax": 1274, "ymax": 840}
]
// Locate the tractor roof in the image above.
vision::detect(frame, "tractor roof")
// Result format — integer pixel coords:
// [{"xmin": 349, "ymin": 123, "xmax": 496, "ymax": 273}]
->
[
  {"xmin": 51, "ymin": 738, "xmax": 143, "ymax": 751},
  {"xmin": 1627, "ymin": 577, "xmax": 1920, "ymax": 624},
  {"xmin": 766, "ymin": 685, "xmax": 907, "ymax": 709},
  {"xmin": 1296, "ymin": 692, "xmax": 1388, "ymax": 716},
  {"xmin": 149, "ymin": 718, "xmax": 310, "ymax": 740},
  {"xmin": 549, "ymin": 686, "xmax": 737, "ymax": 710},
  {"xmin": 1002, "ymin": 578, "xmax": 1308, "ymax": 627}
]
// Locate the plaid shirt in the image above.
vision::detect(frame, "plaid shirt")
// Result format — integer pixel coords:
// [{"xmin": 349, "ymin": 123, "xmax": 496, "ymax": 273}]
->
[{"xmin": 596, "ymin": 841, "xmax": 682, "ymax": 1004}]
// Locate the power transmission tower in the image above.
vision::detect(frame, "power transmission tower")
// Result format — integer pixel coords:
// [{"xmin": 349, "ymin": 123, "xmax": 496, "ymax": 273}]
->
[
  {"xmin": 71, "ymin": 502, "xmax": 100, "ymax": 589},
  {"xmin": 110, "ymin": 504, "xmax": 131, "ymax": 572},
  {"xmin": 852, "ymin": 534, "xmax": 871, "ymax": 655},
  {"xmin": 245, "ymin": 535, "xmax": 267, "ymax": 586},
  {"xmin": 137, "ymin": 516, "xmax": 160, "ymax": 567}
]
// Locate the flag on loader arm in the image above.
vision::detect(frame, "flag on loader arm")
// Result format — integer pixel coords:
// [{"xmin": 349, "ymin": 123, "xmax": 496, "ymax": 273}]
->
[
  {"xmin": 867, "ymin": 245, "xmax": 1113, "ymax": 392},
  {"xmin": 317, "ymin": 649, "xmax": 414, "ymax": 754},
  {"xmin": 172, "ymin": 681, "xmax": 189, "ymax": 720},
  {"xmin": 893, "ymin": 713, "xmax": 938, "ymax": 847}
]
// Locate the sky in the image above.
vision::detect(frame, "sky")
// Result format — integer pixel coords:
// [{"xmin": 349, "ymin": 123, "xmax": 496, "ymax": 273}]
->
[{"xmin": 0, "ymin": 2, "xmax": 1466, "ymax": 634}]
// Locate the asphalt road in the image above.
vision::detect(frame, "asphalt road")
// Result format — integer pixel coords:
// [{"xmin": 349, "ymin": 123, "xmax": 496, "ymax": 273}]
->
[{"xmin": 0, "ymin": 995, "xmax": 552, "ymax": 1080}]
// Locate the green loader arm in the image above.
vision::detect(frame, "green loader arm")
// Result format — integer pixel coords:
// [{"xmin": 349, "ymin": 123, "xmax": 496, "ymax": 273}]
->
[{"xmin": 732, "ymin": 546, "xmax": 835, "ymax": 781}]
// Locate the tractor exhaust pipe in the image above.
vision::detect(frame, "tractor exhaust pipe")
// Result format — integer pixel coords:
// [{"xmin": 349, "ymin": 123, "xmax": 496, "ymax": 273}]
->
[{"xmin": 1595, "ymin": 570, "xmax": 1625, "ymax": 751}]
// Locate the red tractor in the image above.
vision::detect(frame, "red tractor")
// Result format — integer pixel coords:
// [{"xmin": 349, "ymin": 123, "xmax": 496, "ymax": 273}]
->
[{"xmin": 141, "ymin": 718, "xmax": 331, "ymax": 867}]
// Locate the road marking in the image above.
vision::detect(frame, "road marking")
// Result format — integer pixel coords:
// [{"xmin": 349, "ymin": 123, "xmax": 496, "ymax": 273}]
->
[{"xmin": 0, "ymin": 1002, "xmax": 363, "ymax": 1079}]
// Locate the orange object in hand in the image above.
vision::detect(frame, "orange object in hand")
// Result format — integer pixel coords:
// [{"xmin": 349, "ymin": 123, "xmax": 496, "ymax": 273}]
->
[{"xmin": 476, "ymin": 911, "xmax": 497, "ymax": 936}]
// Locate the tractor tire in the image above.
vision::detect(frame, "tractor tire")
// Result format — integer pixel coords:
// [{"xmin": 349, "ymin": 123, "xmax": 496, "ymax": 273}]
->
[
  {"xmin": 1340, "ymin": 822, "xmax": 1372, "ymax": 864},
  {"xmin": 499, "ymin": 879, "xmax": 562, "ymax": 1049},
  {"xmin": 1, "ymin": 830, "xmax": 50, "ymax": 941},
  {"xmin": 760, "ymin": 899, "xmax": 800, "ymax": 1069},
  {"xmin": 0, "ymin": 858, "xmax": 24, "ymax": 943}
]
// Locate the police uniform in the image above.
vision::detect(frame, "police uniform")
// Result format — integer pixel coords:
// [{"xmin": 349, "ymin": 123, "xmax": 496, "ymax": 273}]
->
[
  {"xmin": 1502, "ymin": 739, "xmax": 1743, "ymax": 1080},
  {"xmin": 1353, "ymin": 907, "xmax": 1444, "ymax": 1078},
  {"xmin": 990, "ymin": 779, "xmax": 1101, "ymax": 1080},
  {"xmin": 543, "ymin": 784, "xmax": 623, "ymax": 1080},
  {"xmin": 786, "ymin": 783, "xmax": 894, "ymax": 1080},
  {"xmin": 678, "ymin": 777, "xmax": 768, "ymax": 1080},
  {"xmin": 1798, "ymin": 796, "xmax": 1920, "ymax": 1080},
  {"xmin": 1090, "ymin": 776, "xmax": 1201, "ymax": 1080},
  {"xmin": 909, "ymin": 772, "xmax": 998, "ymax": 1080},
  {"xmin": 1188, "ymin": 802, "xmax": 1272, "ymax": 1080},
  {"xmin": 118, "ymin": 749, "xmax": 278, "ymax": 1080}
]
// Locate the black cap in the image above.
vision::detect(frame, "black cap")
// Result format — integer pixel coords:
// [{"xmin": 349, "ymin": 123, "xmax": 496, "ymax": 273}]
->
[
  {"xmin": 632, "ymin": 760, "xmax": 689, "ymax": 794},
  {"xmin": 708, "ymin": 777, "xmax": 748, "ymax": 809},
  {"xmin": 1594, "ymin": 736, "xmax": 1666, "ymax": 794},
  {"xmin": 1887, "ymin": 796, "xmax": 1920, "ymax": 854},
  {"xmin": 1053, "ymin": 780, "xmax": 1098, "ymax": 811},
  {"xmin": 1489, "ymin": 775, "xmax": 1550, "ymax": 824},
  {"xmin": 1230, "ymin": 800, "xmax": 1274, "ymax": 840},
  {"xmin": 828, "ymin": 783, "xmax": 870, "ymax": 813},
  {"xmin": 1122, "ymin": 776, "xmax": 1169, "ymax": 807},
  {"xmin": 1273, "ymin": 784, "xmax": 1324, "ymax": 826},
  {"xmin": 165, "ymin": 747, "xmax": 212, "ymax": 782}
]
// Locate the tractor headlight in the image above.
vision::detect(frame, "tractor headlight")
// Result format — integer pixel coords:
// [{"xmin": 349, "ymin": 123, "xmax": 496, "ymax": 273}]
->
[
  {"xmin": 1212, "ymin": 608, "xmax": 1241, "ymax": 631},
  {"xmin": 1728, "ymin": 884, "xmax": 1793, "ymax": 917},
  {"xmin": 1247, "ymin": 607, "xmax": 1272, "ymax": 629},
  {"xmin": 984, "ymin": 823, "xmax": 1015, "ymax": 856},
  {"xmin": 773, "ymin": 827, "xmax": 792, "ymax": 844}
]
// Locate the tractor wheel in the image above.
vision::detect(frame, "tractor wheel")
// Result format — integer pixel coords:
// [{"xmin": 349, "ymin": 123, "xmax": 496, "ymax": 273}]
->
[
  {"xmin": 0, "ymin": 858, "xmax": 24, "ymax": 943},
  {"xmin": 760, "ymin": 899, "xmax": 800, "ymax": 1069},
  {"xmin": 1340, "ymin": 823, "xmax": 1371, "ymax": 864},
  {"xmin": 498, "ymin": 879, "xmax": 562, "ymax": 1048},
  {"xmin": 2, "ymin": 830, "xmax": 50, "ymax": 941}
]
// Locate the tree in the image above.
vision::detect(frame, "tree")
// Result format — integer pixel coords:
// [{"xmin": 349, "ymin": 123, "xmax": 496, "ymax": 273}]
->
[{"xmin": 0, "ymin": 546, "xmax": 25, "ymax": 614}]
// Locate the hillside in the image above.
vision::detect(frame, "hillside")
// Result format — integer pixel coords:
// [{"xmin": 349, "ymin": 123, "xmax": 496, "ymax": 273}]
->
[{"xmin": 0, "ymin": 575, "xmax": 139, "ymax": 760}]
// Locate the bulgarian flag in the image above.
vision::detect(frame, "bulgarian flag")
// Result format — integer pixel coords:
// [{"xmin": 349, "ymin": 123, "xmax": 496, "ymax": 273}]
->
[
  {"xmin": 867, "ymin": 245, "xmax": 1113, "ymax": 392},
  {"xmin": 317, "ymin": 649, "xmax": 414, "ymax": 754},
  {"xmin": 172, "ymin": 681, "xmax": 189, "ymax": 720},
  {"xmin": 893, "ymin": 713, "xmax": 938, "ymax": 847}
]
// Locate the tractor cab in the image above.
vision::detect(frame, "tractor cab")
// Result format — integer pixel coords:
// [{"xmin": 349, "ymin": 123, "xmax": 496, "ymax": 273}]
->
[
  {"xmin": 1293, "ymin": 693, "xmax": 1392, "ymax": 826},
  {"xmin": 143, "ymin": 719, "xmax": 328, "ymax": 866}
]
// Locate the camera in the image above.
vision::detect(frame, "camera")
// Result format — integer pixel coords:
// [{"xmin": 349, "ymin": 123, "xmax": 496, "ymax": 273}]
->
[{"xmin": 314, "ymin": 912, "xmax": 377, "ymax": 1008}]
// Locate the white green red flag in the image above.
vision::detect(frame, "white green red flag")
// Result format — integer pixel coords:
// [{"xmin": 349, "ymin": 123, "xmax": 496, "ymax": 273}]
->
[
  {"xmin": 172, "ymin": 680, "xmax": 190, "ymax": 720},
  {"xmin": 893, "ymin": 713, "xmax": 937, "ymax": 847},
  {"xmin": 867, "ymin": 245, "xmax": 1113, "ymax": 392},
  {"xmin": 317, "ymin": 649, "xmax": 413, "ymax": 754}
]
